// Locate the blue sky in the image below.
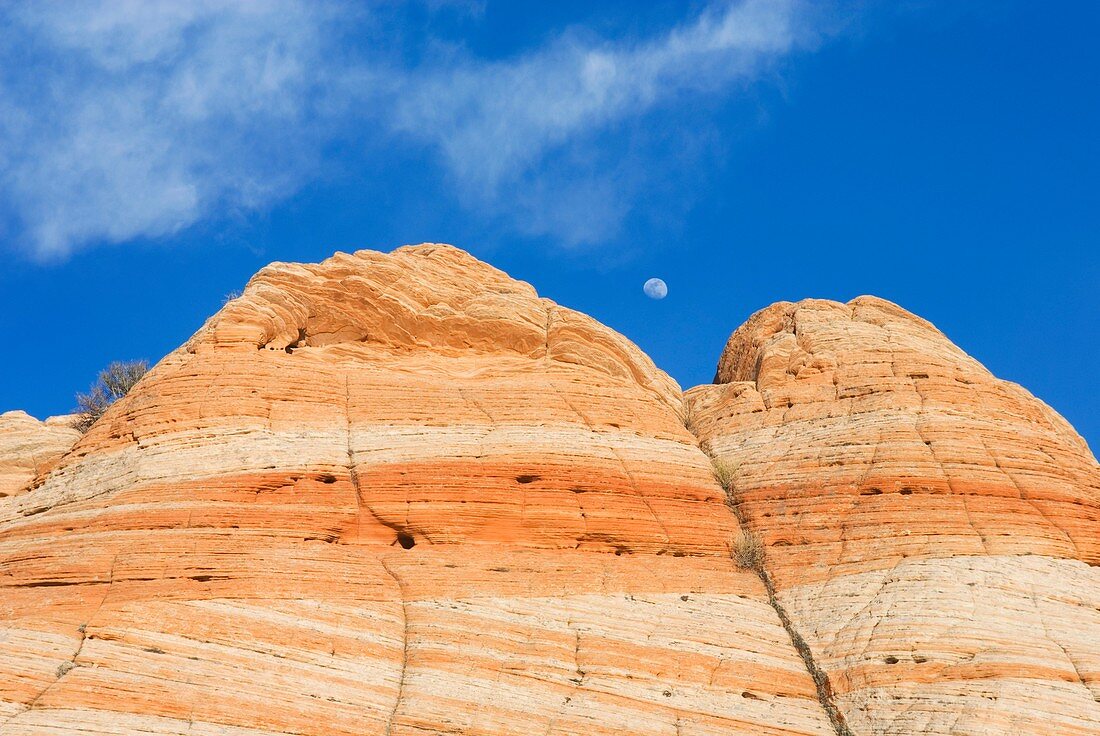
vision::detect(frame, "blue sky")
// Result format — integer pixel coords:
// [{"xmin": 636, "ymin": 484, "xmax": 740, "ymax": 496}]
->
[{"xmin": 1, "ymin": 1, "xmax": 1097, "ymax": 452}]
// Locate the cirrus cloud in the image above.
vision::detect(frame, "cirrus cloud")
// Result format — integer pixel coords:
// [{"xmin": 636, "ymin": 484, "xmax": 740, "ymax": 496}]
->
[{"xmin": 0, "ymin": 0, "xmax": 834, "ymax": 259}]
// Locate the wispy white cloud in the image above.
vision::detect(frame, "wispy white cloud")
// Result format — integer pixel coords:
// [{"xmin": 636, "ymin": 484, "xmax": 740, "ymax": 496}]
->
[
  {"xmin": 395, "ymin": 0, "xmax": 805, "ymax": 187},
  {"xmin": 392, "ymin": 0, "xmax": 818, "ymax": 243},
  {"xmin": 0, "ymin": 0, "xmax": 343, "ymax": 259},
  {"xmin": 0, "ymin": 0, "xmax": 831, "ymax": 259}
]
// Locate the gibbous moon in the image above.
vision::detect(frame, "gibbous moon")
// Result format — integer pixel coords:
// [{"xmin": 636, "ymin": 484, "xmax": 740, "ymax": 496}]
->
[{"xmin": 643, "ymin": 278, "xmax": 668, "ymax": 300}]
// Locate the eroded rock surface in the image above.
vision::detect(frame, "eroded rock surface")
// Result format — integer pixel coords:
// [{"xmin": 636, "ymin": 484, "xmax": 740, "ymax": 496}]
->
[
  {"xmin": 3, "ymin": 249, "xmax": 1097, "ymax": 736},
  {"xmin": 687, "ymin": 296, "xmax": 1100, "ymax": 735},
  {"xmin": 0, "ymin": 411, "xmax": 79, "ymax": 499},
  {"xmin": 0, "ymin": 246, "xmax": 834, "ymax": 735}
]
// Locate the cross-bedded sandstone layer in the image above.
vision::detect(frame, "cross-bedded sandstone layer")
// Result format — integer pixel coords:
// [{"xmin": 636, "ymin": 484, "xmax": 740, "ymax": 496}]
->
[
  {"xmin": 0, "ymin": 411, "xmax": 79, "ymax": 500},
  {"xmin": 687, "ymin": 296, "xmax": 1100, "ymax": 735},
  {"xmin": 0, "ymin": 245, "xmax": 835, "ymax": 735},
  {"xmin": 1, "ymin": 247, "xmax": 1097, "ymax": 735}
]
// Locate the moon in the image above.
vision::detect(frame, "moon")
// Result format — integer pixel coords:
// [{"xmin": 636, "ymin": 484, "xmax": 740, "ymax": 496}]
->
[{"xmin": 643, "ymin": 278, "xmax": 668, "ymax": 300}]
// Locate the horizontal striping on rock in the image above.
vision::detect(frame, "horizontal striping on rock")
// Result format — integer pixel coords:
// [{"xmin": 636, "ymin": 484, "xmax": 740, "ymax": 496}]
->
[
  {"xmin": 0, "ymin": 245, "xmax": 835, "ymax": 735},
  {"xmin": 689, "ymin": 295, "xmax": 1100, "ymax": 735},
  {"xmin": 0, "ymin": 412, "xmax": 79, "ymax": 500},
  {"xmin": 6, "ymin": 250, "xmax": 1097, "ymax": 734}
]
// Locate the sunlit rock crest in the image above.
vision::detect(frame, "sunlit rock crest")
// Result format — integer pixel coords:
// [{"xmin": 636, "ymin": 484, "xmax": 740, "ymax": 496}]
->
[{"xmin": 1, "ymin": 244, "xmax": 1096, "ymax": 735}]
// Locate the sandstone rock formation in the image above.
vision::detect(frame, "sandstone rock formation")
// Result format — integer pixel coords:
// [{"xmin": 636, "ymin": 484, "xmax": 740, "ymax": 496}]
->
[
  {"xmin": 687, "ymin": 297, "xmax": 1100, "ymax": 735},
  {"xmin": 0, "ymin": 411, "xmax": 79, "ymax": 500},
  {"xmin": 0, "ymin": 245, "xmax": 832, "ymax": 736},
  {"xmin": 0, "ymin": 246, "xmax": 1097, "ymax": 735}
]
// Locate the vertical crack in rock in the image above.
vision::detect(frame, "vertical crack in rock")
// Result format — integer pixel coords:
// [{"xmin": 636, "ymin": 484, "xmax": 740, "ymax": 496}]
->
[
  {"xmin": 912, "ymin": 388, "xmax": 993, "ymax": 555},
  {"xmin": 540, "ymin": 623, "xmax": 585, "ymax": 736},
  {"xmin": 551, "ymin": 379, "xmax": 671, "ymax": 549},
  {"xmin": 542, "ymin": 304, "xmax": 554, "ymax": 363},
  {"xmin": 1029, "ymin": 583, "xmax": 1096, "ymax": 701},
  {"xmin": 344, "ymin": 375, "xmax": 364, "ymax": 540},
  {"xmin": 568, "ymin": 626, "xmax": 586, "ymax": 685},
  {"xmin": 978, "ymin": 432, "xmax": 1082, "ymax": 559},
  {"xmin": 379, "ymin": 557, "xmax": 410, "ymax": 736},
  {"xmin": 1, "ymin": 625, "xmax": 87, "ymax": 726},
  {"xmin": 0, "ymin": 555, "xmax": 117, "ymax": 729},
  {"xmin": 694, "ymin": 433, "xmax": 855, "ymax": 736},
  {"xmin": 345, "ymin": 373, "xmax": 410, "ymax": 543},
  {"xmin": 610, "ymin": 445, "xmax": 671, "ymax": 548},
  {"xmin": 756, "ymin": 566, "xmax": 854, "ymax": 736},
  {"xmin": 459, "ymin": 387, "xmax": 495, "ymax": 424}
]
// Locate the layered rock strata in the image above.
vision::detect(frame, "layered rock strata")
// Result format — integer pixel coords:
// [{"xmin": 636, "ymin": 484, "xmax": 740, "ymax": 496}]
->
[
  {"xmin": 0, "ymin": 246, "xmax": 836, "ymax": 735},
  {"xmin": 686, "ymin": 296, "xmax": 1100, "ymax": 735},
  {"xmin": 2, "ymin": 247, "xmax": 1097, "ymax": 735},
  {"xmin": 0, "ymin": 411, "xmax": 79, "ymax": 500}
]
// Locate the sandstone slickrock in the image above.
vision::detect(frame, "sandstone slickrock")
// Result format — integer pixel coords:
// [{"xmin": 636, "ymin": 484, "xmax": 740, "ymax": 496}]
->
[
  {"xmin": 0, "ymin": 245, "xmax": 834, "ymax": 735},
  {"xmin": 687, "ymin": 296, "xmax": 1100, "ymax": 735},
  {"xmin": 0, "ymin": 412, "xmax": 79, "ymax": 500},
  {"xmin": 2, "ymin": 248, "xmax": 1097, "ymax": 735}
]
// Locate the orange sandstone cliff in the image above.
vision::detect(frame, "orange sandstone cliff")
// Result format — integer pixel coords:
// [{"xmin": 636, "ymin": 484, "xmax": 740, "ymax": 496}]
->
[{"xmin": 0, "ymin": 244, "xmax": 1097, "ymax": 735}]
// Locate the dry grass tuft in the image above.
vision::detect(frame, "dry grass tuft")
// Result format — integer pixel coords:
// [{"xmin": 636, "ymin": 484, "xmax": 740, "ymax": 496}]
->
[
  {"xmin": 731, "ymin": 530, "xmax": 765, "ymax": 570},
  {"xmin": 681, "ymin": 401, "xmax": 696, "ymax": 432},
  {"xmin": 712, "ymin": 458, "xmax": 739, "ymax": 491}
]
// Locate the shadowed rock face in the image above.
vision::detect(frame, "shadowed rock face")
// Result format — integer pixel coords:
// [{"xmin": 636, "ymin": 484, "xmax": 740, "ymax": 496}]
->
[{"xmin": 0, "ymin": 245, "xmax": 1097, "ymax": 735}]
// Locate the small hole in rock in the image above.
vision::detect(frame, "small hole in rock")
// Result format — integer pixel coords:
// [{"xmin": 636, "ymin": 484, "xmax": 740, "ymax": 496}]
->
[
  {"xmin": 516, "ymin": 474, "xmax": 539, "ymax": 484},
  {"xmin": 899, "ymin": 488, "xmax": 914, "ymax": 495},
  {"xmin": 884, "ymin": 656, "xmax": 899, "ymax": 665},
  {"xmin": 741, "ymin": 691, "xmax": 760, "ymax": 700},
  {"xmin": 396, "ymin": 532, "xmax": 415, "ymax": 549},
  {"xmin": 320, "ymin": 474, "xmax": 337, "ymax": 484}
]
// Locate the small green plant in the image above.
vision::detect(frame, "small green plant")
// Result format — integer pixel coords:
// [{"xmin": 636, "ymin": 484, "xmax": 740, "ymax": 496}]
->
[
  {"xmin": 712, "ymin": 458, "xmax": 739, "ymax": 491},
  {"xmin": 681, "ymin": 401, "xmax": 696, "ymax": 432},
  {"xmin": 731, "ymin": 529, "xmax": 765, "ymax": 570},
  {"xmin": 55, "ymin": 660, "xmax": 75, "ymax": 678},
  {"xmin": 71, "ymin": 359, "xmax": 148, "ymax": 433}
]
